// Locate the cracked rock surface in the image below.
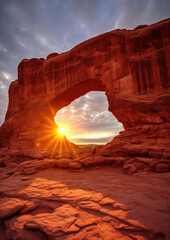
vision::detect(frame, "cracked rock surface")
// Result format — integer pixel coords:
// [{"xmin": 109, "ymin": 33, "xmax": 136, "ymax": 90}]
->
[{"xmin": 0, "ymin": 166, "xmax": 169, "ymax": 239}]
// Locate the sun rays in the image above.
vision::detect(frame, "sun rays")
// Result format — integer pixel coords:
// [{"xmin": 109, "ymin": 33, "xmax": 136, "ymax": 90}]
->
[{"xmin": 35, "ymin": 113, "xmax": 79, "ymax": 158}]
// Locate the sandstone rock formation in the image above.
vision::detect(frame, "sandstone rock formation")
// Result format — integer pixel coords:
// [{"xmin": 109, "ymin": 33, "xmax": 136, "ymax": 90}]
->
[
  {"xmin": 0, "ymin": 18, "xmax": 170, "ymax": 172},
  {"xmin": 0, "ymin": 166, "xmax": 170, "ymax": 239}
]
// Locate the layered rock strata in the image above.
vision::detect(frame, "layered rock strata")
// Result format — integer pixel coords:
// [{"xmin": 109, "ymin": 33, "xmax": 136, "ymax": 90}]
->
[{"xmin": 0, "ymin": 19, "xmax": 170, "ymax": 172}]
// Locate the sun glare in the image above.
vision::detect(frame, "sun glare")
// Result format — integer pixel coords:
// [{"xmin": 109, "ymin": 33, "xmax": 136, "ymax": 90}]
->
[{"xmin": 59, "ymin": 128, "xmax": 66, "ymax": 135}]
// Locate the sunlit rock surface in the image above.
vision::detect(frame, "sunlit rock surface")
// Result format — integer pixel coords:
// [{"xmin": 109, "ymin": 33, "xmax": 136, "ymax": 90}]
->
[
  {"xmin": 0, "ymin": 18, "xmax": 170, "ymax": 173},
  {"xmin": 0, "ymin": 167, "xmax": 170, "ymax": 239}
]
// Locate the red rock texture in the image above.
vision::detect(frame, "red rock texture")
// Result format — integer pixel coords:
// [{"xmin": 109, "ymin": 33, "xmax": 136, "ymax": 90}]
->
[
  {"xmin": 0, "ymin": 166, "xmax": 170, "ymax": 239},
  {"xmin": 0, "ymin": 19, "xmax": 170, "ymax": 171}
]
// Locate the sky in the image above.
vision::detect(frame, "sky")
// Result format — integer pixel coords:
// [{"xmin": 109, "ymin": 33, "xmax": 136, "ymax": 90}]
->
[
  {"xmin": 0, "ymin": 0, "xmax": 170, "ymax": 144},
  {"xmin": 55, "ymin": 91, "xmax": 123, "ymax": 144}
]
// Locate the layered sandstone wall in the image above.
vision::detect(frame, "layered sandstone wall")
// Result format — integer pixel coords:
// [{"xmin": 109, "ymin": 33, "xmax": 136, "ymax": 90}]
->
[{"xmin": 0, "ymin": 19, "xmax": 169, "ymax": 169}]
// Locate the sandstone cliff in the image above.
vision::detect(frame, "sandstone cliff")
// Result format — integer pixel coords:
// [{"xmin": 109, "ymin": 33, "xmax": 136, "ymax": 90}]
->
[{"xmin": 0, "ymin": 19, "xmax": 169, "ymax": 173}]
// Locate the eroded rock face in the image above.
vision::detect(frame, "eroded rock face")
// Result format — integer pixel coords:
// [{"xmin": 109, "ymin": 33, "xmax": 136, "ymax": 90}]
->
[{"xmin": 0, "ymin": 19, "xmax": 169, "ymax": 169}]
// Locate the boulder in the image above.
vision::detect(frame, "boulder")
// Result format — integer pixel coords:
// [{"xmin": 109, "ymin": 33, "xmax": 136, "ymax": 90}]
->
[
  {"xmin": 123, "ymin": 163, "xmax": 137, "ymax": 175},
  {"xmin": 24, "ymin": 167, "xmax": 37, "ymax": 175},
  {"xmin": 69, "ymin": 162, "xmax": 82, "ymax": 169},
  {"xmin": 56, "ymin": 159, "xmax": 72, "ymax": 168},
  {"xmin": 155, "ymin": 163, "xmax": 169, "ymax": 173}
]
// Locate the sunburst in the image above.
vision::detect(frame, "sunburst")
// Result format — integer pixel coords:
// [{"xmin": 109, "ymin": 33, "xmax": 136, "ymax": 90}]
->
[{"xmin": 59, "ymin": 127, "xmax": 66, "ymax": 135}]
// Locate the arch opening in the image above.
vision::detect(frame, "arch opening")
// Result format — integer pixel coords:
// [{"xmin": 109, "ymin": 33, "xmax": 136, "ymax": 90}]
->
[
  {"xmin": 54, "ymin": 91, "xmax": 124, "ymax": 146},
  {"xmin": 36, "ymin": 79, "xmax": 115, "ymax": 154}
]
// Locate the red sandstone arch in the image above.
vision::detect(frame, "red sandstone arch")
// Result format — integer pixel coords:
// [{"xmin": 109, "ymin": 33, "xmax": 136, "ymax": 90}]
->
[
  {"xmin": 0, "ymin": 19, "xmax": 170, "ymax": 164},
  {"xmin": 37, "ymin": 80, "xmax": 106, "ymax": 153},
  {"xmin": 50, "ymin": 79, "xmax": 105, "ymax": 115}
]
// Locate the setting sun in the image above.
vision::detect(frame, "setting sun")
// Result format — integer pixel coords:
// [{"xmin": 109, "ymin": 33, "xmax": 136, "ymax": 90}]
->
[{"xmin": 59, "ymin": 128, "xmax": 66, "ymax": 135}]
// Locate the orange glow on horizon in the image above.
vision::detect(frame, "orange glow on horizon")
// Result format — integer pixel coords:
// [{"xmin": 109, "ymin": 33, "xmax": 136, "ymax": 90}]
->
[{"xmin": 55, "ymin": 118, "xmax": 114, "ymax": 145}]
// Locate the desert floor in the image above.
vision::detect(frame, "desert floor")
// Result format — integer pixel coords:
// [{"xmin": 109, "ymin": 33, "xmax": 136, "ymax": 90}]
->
[{"xmin": 0, "ymin": 165, "xmax": 170, "ymax": 239}]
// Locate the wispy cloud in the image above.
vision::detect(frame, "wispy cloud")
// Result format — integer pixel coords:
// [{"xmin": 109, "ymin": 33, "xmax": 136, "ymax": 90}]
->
[
  {"xmin": 0, "ymin": 0, "xmax": 169, "ymax": 144},
  {"xmin": 55, "ymin": 91, "xmax": 124, "ymax": 144}
]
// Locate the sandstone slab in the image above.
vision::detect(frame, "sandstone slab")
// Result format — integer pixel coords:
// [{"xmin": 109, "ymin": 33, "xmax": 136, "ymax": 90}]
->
[
  {"xmin": 24, "ymin": 204, "xmax": 79, "ymax": 237},
  {"xmin": 0, "ymin": 198, "xmax": 26, "ymax": 220}
]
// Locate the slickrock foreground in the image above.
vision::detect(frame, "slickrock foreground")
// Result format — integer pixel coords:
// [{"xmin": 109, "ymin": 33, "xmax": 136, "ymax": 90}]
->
[{"xmin": 0, "ymin": 166, "xmax": 170, "ymax": 239}]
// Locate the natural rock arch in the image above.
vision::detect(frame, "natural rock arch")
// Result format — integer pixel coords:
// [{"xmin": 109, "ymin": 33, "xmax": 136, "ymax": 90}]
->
[
  {"xmin": 36, "ymin": 79, "xmax": 106, "ymax": 153},
  {"xmin": 0, "ymin": 19, "xmax": 170, "ymax": 171}
]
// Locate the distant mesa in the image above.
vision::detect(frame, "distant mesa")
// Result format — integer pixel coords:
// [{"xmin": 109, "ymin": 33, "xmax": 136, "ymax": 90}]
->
[{"xmin": 0, "ymin": 18, "xmax": 169, "ymax": 173}]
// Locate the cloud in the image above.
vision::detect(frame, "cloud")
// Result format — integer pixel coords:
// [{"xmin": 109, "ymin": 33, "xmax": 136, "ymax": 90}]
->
[
  {"xmin": 69, "ymin": 136, "xmax": 113, "ymax": 145},
  {"xmin": 0, "ymin": 71, "xmax": 11, "ymax": 125},
  {"xmin": 0, "ymin": 0, "xmax": 169, "ymax": 141},
  {"xmin": 55, "ymin": 91, "xmax": 124, "ymax": 144},
  {"xmin": 114, "ymin": 0, "xmax": 170, "ymax": 29}
]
